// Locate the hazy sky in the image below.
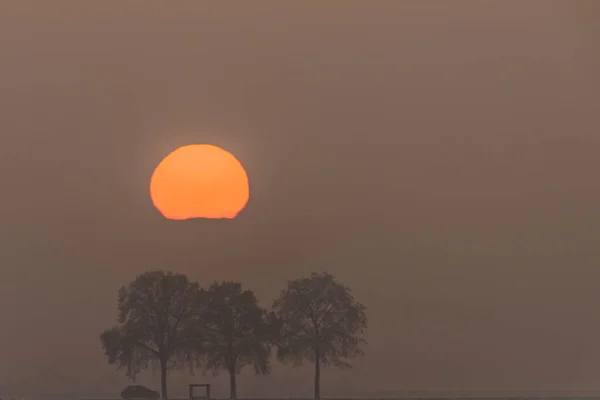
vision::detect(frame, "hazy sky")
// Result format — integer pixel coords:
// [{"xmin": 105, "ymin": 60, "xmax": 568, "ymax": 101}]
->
[{"xmin": 1, "ymin": 1, "xmax": 600, "ymax": 397}]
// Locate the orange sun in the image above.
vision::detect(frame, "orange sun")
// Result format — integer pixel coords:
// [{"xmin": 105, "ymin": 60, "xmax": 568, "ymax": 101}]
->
[{"xmin": 150, "ymin": 144, "xmax": 249, "ymax": 220}]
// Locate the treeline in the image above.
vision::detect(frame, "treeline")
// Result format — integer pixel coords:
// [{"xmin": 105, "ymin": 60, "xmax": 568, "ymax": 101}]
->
[{"xmin": 100, "ymin": 271, "xmax": 367, "ymax": 400}]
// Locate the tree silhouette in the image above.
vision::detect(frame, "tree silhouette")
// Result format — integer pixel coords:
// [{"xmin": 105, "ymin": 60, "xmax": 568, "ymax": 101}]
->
[
  {"xmin": 197, "ymin": 281, "xmax": 272, "ymax": 399},
  {"xmin": 272, "ymin": 272, "xmax": 367, "ymax": 400},
  {"xmin": 100, "ymin": 271, "xmax": 201, "ymax": 400}
]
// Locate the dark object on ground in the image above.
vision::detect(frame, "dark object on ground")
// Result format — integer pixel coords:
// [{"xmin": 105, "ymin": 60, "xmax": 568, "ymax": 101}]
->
[{"xmin": 121, "ymin": 385, "xmax": 160, "ymax": 400}]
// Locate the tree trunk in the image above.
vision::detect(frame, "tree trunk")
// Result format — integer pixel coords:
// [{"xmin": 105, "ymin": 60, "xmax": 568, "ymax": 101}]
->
[
  {"xmin": 229, "ymin": 367, "xmax": 237, "ymax": 400},
  {"xmin": 314, "ymin": 347, "xmax": 321, "ymax": 400},
  {"xmin": 160, "ymin": 358, "xmax": 168, "ymax": 400}
]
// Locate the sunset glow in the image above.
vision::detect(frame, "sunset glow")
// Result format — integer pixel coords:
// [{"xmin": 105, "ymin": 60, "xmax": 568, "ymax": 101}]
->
[{"xmin": 150, "ymin": 144, "xmax": 249, "ymax": 220}]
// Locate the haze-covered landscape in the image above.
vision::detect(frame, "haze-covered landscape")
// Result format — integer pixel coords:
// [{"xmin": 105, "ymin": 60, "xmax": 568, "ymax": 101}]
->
[{"xmin": 1, "ymin": 2, "xmax": 600, "ymax": 400}]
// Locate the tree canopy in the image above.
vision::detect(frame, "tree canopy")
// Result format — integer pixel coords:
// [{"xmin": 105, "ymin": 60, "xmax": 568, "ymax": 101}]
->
[
  {"xmin": 100, "ymin": 271, "xmax": 202, "ymax": 400},
  {"xmin": 272, "ymin": 272, "xmax": 367, "ymax": 399},
  {"xmin": 198, "ymin": 281, "xmax": 273, "ymax": 399},
  {"xmin": 101, "ymin": 270, "xmax": 367, "ymax": 400}
]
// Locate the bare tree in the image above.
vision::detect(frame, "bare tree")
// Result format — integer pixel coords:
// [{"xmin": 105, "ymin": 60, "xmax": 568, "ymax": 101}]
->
[
  {"xmin": 197, "ymin": 282, "xmax": 272, "ymax": 399},
  {"xmin": 100, "ymin": 271, "xmax": 202, "ymax": 400},
  {"xmin": 272, "ymin": 272, "xmax": 367, "ymax": 400}
]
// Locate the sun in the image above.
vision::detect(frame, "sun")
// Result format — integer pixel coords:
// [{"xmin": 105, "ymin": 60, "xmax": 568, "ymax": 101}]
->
[{"xmin": 150, "ymin": 144, "xmax": 249, "ymax": 220}]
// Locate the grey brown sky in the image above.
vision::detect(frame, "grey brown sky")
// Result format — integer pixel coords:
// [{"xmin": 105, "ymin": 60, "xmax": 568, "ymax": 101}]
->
[{"xmin": 1, "ymin": 1, "xmax": 600, "ymax": 397}]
